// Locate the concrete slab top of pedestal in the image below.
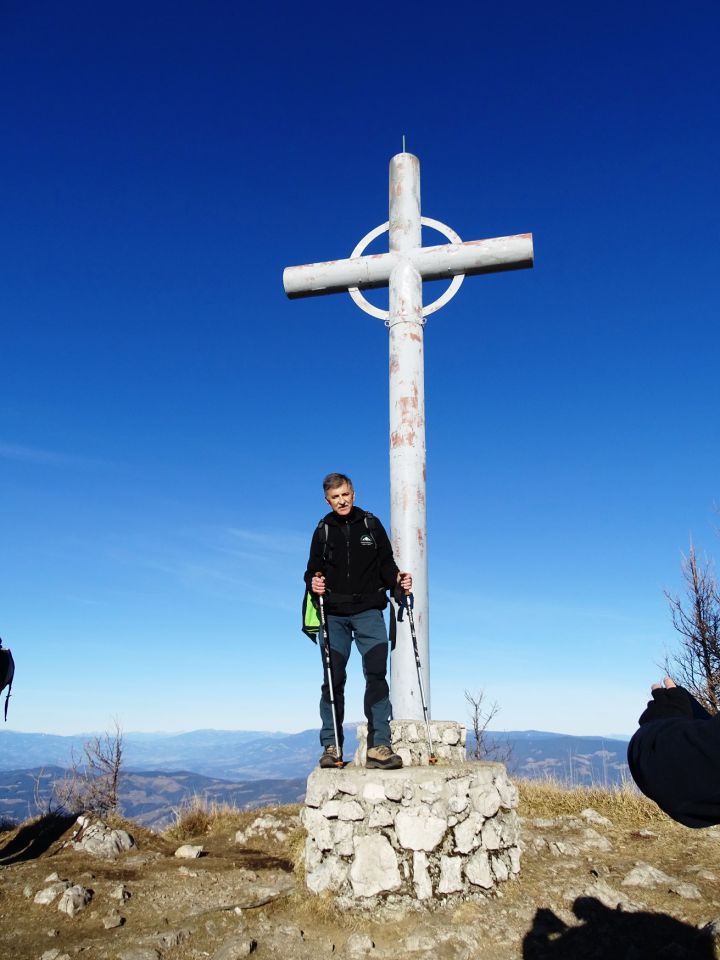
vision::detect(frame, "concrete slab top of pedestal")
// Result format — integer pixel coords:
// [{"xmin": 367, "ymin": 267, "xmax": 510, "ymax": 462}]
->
[{"xmin": 305, "ymin": 760, "xmax": 510, "ymax": 808}]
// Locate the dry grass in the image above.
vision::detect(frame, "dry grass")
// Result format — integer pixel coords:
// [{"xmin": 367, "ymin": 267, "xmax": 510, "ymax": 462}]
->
[
  {"xmin": 163, "ymin": 797, "xmax": 303, "ymax": 844},
  {"xmin": 163, "ymin": 795, "xmax": 248, "ymax": 842},
  {"xmin": 517, "ymin": 775, "xmax": 674, "ymax": 827}
]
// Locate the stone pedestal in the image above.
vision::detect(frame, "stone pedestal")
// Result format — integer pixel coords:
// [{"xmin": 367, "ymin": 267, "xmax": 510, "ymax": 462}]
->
[
  {"xmin": 354, "ymin": 719, "xmax": 467, "ymax": 767},
  {"xmin": 301, "ymin": 760, "xmax": 520, "ymax": 905}
]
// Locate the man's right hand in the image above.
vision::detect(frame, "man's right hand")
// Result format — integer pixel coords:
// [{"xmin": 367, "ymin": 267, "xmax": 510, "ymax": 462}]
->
[{"xmin": 311, "ymin": 574, "xmax": 326, "ymax": 595}]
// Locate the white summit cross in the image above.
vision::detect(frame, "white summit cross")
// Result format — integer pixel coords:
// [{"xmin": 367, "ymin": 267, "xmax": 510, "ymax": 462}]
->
[{"xmin": 283, "ymin": 151, "xmax": 533, "ymax": 721}]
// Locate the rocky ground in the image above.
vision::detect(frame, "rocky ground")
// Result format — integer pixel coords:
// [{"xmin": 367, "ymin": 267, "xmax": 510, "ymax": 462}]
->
[{"xmin": 2, "ymin": 789, "xmax": 720, "ymax": 960}]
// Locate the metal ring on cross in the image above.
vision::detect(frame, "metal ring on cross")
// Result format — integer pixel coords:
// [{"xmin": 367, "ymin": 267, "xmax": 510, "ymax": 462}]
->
[{"xmin": 348, "ymin": 217, "xmax": 465, "ymax": 324}]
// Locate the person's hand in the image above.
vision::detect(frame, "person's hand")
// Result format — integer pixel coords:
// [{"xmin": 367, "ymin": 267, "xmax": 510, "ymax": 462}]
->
[
  {"xmin": 311, "ymin": 574, "xmax": 326, "ymax": 596},
  {"xmin": 397, "ymin": 571, "xmax": 412, "ymax": 592},
  {"xmin": 638, "ymin": 676, "xmax": 693, "ymax": 725}
]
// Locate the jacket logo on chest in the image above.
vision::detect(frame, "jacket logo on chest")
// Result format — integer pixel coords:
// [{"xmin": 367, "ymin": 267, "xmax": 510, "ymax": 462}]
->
[{"xmin": 360, "ymin": 534, "xmax": 375, "ymax": 547}]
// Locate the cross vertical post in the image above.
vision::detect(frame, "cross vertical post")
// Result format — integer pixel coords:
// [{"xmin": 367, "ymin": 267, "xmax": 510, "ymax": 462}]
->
[{"xmin": 387, "ymin": 154, "xmax": 429, "ymax": 718}]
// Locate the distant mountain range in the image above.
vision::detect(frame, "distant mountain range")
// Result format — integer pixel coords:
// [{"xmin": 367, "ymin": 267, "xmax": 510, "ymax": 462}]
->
[
  {"xmin": 0, "ymin": 766, "xmax": 306, "ymax": 831},
  {"xmin": 0, "ymin": 727, "xmax": 629, "ymax": 782},
  {"xmin": 0, "ymin": 727, "xmax": 631, "ymax": 829}
]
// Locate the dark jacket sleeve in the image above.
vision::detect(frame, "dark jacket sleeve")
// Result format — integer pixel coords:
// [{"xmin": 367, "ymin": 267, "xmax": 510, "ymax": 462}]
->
[
  {"xmin": 627, "ymin": 686, "xmax": 720, "ymax": 828},
  {"xmin": 303, "ymin": 526, "xmax": 324, "ymax": 593},
  {"xmin": 374, "ymin": 519, "xmax": 400, "ymax": 590}
]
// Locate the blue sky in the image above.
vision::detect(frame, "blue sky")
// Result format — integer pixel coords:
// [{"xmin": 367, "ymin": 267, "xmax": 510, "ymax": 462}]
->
[{"xmin": 1, "ymin": 1, "xmax": 718, "ymax": 738}]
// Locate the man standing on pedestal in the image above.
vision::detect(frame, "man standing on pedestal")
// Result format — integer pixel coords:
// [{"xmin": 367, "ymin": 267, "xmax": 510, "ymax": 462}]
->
[{"xmin": 304, "ymin": 473, "xmax": 412, "ymax": 770}]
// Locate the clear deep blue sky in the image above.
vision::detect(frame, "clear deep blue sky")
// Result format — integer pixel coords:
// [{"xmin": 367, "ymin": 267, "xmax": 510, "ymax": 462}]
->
[{"xmin": 2, "ymin": 2, "xmax": 718, "ymax": 737}]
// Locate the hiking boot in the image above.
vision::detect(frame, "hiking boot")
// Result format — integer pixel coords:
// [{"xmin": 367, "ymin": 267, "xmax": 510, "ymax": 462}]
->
[
  {"xmin": 366, "ymin": 745, "xmax": 403, "ymax": 769},
  {"xmin": 319, "ymin": 744, "xmax": 341, "ymax": 768}
]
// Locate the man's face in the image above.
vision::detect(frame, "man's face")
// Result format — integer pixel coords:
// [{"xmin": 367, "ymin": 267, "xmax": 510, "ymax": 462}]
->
[{"xmin": 326, "ymin": 482, "xmax": 355, "ymax": 517}]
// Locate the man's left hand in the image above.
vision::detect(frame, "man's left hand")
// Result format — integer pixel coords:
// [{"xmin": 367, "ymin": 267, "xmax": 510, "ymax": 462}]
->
[{"xmin": 397, "ymin": 571, "xmax": 412, "ymax": 592}]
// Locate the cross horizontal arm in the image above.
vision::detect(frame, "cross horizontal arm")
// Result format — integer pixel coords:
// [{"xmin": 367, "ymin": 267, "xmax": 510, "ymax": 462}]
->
[{"xmin": 283, "ymin": 233, "xmax": 533, "ymax": 300}]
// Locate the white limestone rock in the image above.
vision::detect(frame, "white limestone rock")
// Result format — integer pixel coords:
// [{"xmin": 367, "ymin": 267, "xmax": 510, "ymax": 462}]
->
[
  {"xmin": 496, "ymin": 777, "xmax": 518, "ymax": 809},
  {"xmin": 465, "ymin": 850, "xmax": 493, "ymax": 888},
  {"xmin": 501, "ymin": 815, "xmax": 520, "ymax": 846},
  {"xmin": 305, "ymin": 775, "xmax": 335, "ymax": 808},
  {"xmin": 362, "ymin": 782, "xmax": 387, "ymax": 803},
  {"xmin": 580, "ymin": 827, "xmax": 613, "ymax": 852},
  {"xmin": 470, "ymin": 785, "xmax": 501, "ymax": 818},
  {"xmin": 481, "ymin": 817, "xmax": 502, "ymax": 851},
  {"xmin": 438, "ymin": 855, "xmax": 464, "ymax": 894},
  {"xmin": 350, "ymin": 835, "xmax": 401, "ymax": 897},
  {"xmin": 303, "ymin": 808, "xmax": 334, "ymax": 851},
  {"xmin": 174, "ymin": 844, "xmax": 203, "ymax": 859},
  {"xmin": 384, "ymin": 780, "xmax": 404, "ymax": 802},
  {"xmin": 103, "ymin": 909, "xmax": 125, "ymax": 929},
  {"xmin": 331, "ymin": 820, "xmax": 355, "ymax": 857},
  {"xmin": 58, "ymin": 884, "xmax": 92, "ymax": 917},
  {"xmin": 395, "ymin": 807, "xmax": 447, "ymax": 852},
  {"xmin": 320, "ymin": 799, "xmax": 342, "ymax": 819},
  {"xmin": 448, "ymin": 795, "xmax": 469, "ymax": 814},
  {"xmin": 338, "ymin": 800, "xmax": 365, "ymax": 821},
  {"xmin": 369, "ymin": 804, "xmax": 394, "ymax": 828},
  {"xmin": 345, "ymin": 933, "xmax": 376, "ymax": 957},
  {"xmin": 581, "ymin": 807, "xmax": 613, "ymax": 827},
  {"xmin": 670, "ymin": 882, "xmax": 702, "ymax": 900},
  {"xmin": 338, "ymin": 781, "xmax": 358, "ymax": 796},
  {"xmin": 413, "ymin": 850, "xmax": 432, "ymax": 900},
  {"xmin": 307, "ymin": 854, "xmax": 349, "ymax": 894},
  {"xmin": 491, "ymin": 854, "xmax": 509, "ymax": 881},
  {"xmin": 35, "ymin": 882, "xmax": 70, "ymax": 905},
  {"xmin": 454, "ymin": 812, "xmax": 483, "ymax": 854},
  {"xmin": 71, "ymin": 818, "xmax": 135, "ymax": 859},
  {"xmin": 622, "ymin": 863, "xmax": 676, "ymax": 887}
]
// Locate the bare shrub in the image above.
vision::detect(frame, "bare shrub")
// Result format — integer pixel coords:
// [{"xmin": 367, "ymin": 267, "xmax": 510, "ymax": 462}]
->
[
  {"xmin": 664, "ymin": 543, "xmax": 720, "ymax": 714},
  {"xmin": 465, "ymin": 689, "xmax": 512, "ymax": 763},
  {"xmin": 54, "ymin": 720, "xmax": 123, "ymax": 817}
]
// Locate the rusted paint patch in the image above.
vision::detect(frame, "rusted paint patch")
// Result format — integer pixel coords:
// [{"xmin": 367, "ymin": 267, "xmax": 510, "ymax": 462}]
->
[{"xmin": 390, "ymin": 428, "xmax": 416, "ymax": 447}]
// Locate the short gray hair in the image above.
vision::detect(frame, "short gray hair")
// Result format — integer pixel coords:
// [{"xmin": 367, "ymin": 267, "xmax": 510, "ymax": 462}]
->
[{"xmin": 323, "ymin": 472, "xmax": 353, "ymax": 494}]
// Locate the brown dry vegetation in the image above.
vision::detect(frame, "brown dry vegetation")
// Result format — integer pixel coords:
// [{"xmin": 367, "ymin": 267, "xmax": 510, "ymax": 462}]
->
[{"xmin": 517, "ymin": 777, "xmax": 672, "ymax": 826}]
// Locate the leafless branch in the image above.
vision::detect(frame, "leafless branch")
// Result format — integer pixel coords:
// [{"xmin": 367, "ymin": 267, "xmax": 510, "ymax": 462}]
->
[
  {"xmin": 464, "ymin": 689, "xmax": 512, "ymax": 763},
  {"xmin": 53, "ymin": 719, "xmax": 124, "ymax": 817},
  {"xmin": 664, "ymin": 543, "xmax": 720, "ymax": 714}
]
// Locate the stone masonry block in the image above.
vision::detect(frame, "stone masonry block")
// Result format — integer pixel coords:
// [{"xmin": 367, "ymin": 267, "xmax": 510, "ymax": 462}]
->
[{"xmin": 303, "ymin": 761, "xmax": 520, "ymax": 903}]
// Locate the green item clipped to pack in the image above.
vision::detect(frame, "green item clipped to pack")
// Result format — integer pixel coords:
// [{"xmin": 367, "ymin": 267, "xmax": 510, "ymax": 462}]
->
[{"xmin": 302, "ymin": 590, "xmax": 321, "ymax": 641}]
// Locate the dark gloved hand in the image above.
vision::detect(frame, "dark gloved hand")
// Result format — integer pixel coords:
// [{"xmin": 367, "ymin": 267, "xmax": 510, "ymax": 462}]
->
[
  {"xmin": 394, "ymin": 588, "xmax": 413, "ymax": 621},
  {"xmin": 638, "ymin": 685, "xmax": 694, "ymax": 725}
]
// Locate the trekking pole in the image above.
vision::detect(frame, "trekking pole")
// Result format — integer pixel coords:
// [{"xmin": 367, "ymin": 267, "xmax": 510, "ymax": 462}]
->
[
  {"xmin": 316, "ymin": 573, "xmax": 344, "ymax": 767},
  {"xmin": 404, "ymin": 592, "xmax": 437, "ymax": 764}
]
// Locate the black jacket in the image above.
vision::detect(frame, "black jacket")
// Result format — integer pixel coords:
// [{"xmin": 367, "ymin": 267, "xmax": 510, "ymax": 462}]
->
[
  {"xmin": 303, "ymin": 507, "xmax": 399, "ymax": 616},
  {"xmin": 627, "ymin": 686, "xmax": 720, "ymax": 828}
]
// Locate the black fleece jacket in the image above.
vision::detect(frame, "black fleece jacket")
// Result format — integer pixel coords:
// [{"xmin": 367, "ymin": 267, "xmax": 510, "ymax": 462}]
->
[
  {"xmin": 303, "ymin": 507, "xmax": 400, "ymax": 616},
  {"xmin": 627, "ymin": 685, "xmax": 720, "ymax": 828}
]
